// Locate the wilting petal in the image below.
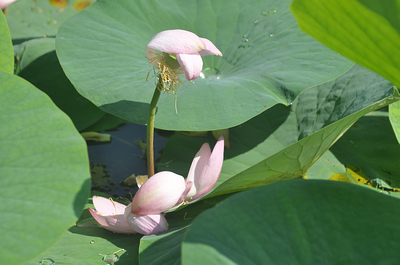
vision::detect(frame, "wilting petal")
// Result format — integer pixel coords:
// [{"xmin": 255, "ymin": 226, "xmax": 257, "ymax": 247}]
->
[
  {"xmin": 176, "ymin": 53, "xmax": 203, "ymax": 81},
  {"xmin": 125, "ymin": 205, "xmax": 168, "ymax": 235},
  {"xmin": 186, "ymin": 136, "xmax": 225, "ymax": 202},
  {"xmin": 198, "ymin": 38, "xmax": 223, "ymax": 57},
  {"xmin": 130, "ymin": 171, "xmax": 186, "ymax": 215},
  {"xmin": 147, "ymin": 29, "xmax": 206, "ymax": 55},
  {"xmin": 88, "ymin": 196, "xmax": 136, "ymax": 234}
]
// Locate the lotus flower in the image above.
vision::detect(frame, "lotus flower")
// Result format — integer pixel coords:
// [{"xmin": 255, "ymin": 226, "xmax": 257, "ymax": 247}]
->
[
  {"xmin": 146, "ymin": 29, "xmax": 222, "ymax": 81},
  {"xmin": 130, "ymin": 136, "xmax": 225, "ymax": 216},
  {"xmin": 88, "ymin": 196, "xmax": 137, "ymax": 234},
  {"xmin": 90, "ymin": 137, "xmax": 225, "ymax": 235}
]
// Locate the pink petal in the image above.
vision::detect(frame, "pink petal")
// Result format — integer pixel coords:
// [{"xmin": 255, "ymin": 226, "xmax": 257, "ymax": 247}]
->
[
  {"xmin": 130, "ymin": 171, "xmax": 186, "ymax": 215},
  {"xmin": 176, "ymin": 53, "xmax": 203, "ymax": 81},
  {"xmin": 89, "ymin": 207, "xmax": 136, "ymax": 234},
  {"xmin": 186, "ymin": 143, "xmax": 211, "ymax": 198},
  {"xmin": 198, "ymin": 38, "xmax": 223, "ymax": 57},
  {"xmin": 186, "ymin": 136, "xmax": 225, "ymax": 202},
  {"xmin": 0, "ymin": 0, "xmax": 17, "ymax": 9},
  {"xmin": 125, "ymin": 206, "xmax": 168, "ymax": 235},
  {"xmin": 146, "ymin": 29, "xmax": 206, "ymax": 54},
  {"xmin": 92, "ymin": 196, "xmax": 126, "ymax": 215}
]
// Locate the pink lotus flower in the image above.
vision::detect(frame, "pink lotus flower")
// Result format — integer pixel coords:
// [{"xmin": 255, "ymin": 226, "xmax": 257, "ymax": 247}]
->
[
  {"xmin": 88, "ymin": 196, "xmax": 137, "ymax": 234},
  {"xmin": 146, "ymin": 29, "xmax": 222, "ymax": 81},
  {"xmin": 130, "ymin": 136, "xmax": 225, "ymax": 215},
  {"xmin": 89, "ymin": 137, "xmax": 224, "ymax": 235}
]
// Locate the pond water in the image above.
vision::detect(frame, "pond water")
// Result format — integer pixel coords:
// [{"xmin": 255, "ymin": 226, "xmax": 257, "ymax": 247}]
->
[{"xmin": 87, "ymin": 122, "xmax": 171, "ymax": 199}]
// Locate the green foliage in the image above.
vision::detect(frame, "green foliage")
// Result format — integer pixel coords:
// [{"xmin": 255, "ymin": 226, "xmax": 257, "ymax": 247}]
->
[
  {"xmin": 26, "ymin": 198, "xmax": 141, "ymax": 265},
  {"xmin": 291, "ymin": 0, "xmax": 400, "ymax": 87},
  {"xmin": 15, "ymin": 38, "xmax": 106, "ymax": 131},
  {"xmin": 0, "ymin": 72, "xmax": 90, "ymax": 264},
  {"xmin": 0, "ymin": 12, "xmax": 13, "ymax": 73},
  {"xmin": 5, "ymin": 0, "xmax": 89, "ymax": 42},
  {"xmin": 182, "ymin": 179, "xmax": 400, "ymax": 264},
  {"xmin": 160, "ymin": 65, "xmax": 399, "ymax": 197},
  {"xmin": 389, "ymin": 101, "xmax": 400, "ymax": 144},
  {"xmin": 3, "ymin": 0, "xmax": 400, "ymax": 263},
  {"xmin": 55, "ymin": 0, "xmax": 353, "ymax": 131}
]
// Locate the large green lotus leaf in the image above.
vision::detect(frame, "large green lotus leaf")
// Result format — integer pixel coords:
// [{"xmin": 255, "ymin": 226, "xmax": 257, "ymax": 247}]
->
[
  {"xmin": 27, "ymin": 197, "xmax": 141, "ymax": 265},
  {"xmin": 0, "ymin": 11, "xmax": 13, "ymax": 73},
  {"xmin": 5, "ymin": 0, "xmax": 94, "ymax": 43},
  {"xmin": 16, "ymin": 37, "xmax": 106, "ymax": 131},
  {"xmin": 291, "ymin": 0, "xmax": 400, "ymax": 87},
  {"xmin": 159, "ymin": 63, "xmax": 399, "ymax": 195},
  {"xmin": 159, "ymin": 64, "xmax": 398, "ymax": 196},
  {"xmin": 0, "ymin": 71, "xmax": 90, "ymax": 264},
  {"xmin": 55, "ymin": 0, "xmax": 353, "ymax": 131},
  {"xmin": 182, "ymin": 179, "xmax": 400, "ymax": 264}
]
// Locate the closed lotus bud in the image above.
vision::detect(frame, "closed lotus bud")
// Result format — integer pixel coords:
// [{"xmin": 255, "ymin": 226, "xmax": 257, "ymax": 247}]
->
[{"xmin": 130, "ymin": 171, "xmax": 186, "ymax": 215}]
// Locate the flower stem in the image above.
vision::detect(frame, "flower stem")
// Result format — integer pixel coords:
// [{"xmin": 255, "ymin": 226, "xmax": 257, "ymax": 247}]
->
[{"xmin": 147, "ymin": 79, "xmax": 162, "ymax": 177}]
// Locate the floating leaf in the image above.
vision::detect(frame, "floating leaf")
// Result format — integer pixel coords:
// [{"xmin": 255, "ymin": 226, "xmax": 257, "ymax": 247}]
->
[
  {"xmin": 5, "ymin": 0, "xmax": 93, "ymax": 42},
  {"xmin": 182, "ymin": 179, "xmax": 400, "ymax": 264},
  {"xmin": 0, "ymin": 71, "xmax": 90, "ymax": 264},
  {"xmin": 56, "ymin": 0, "xmax": 353, "ymax": 130},
  {"xmin": 16, "ymin": 38, "xmax": 106, "ymax": 131}
]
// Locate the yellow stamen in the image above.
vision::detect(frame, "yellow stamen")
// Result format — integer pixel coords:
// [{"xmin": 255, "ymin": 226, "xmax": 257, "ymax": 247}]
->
[{"xmin": 146, "ymin": 51, "xmax": 184, "ymax": 93}]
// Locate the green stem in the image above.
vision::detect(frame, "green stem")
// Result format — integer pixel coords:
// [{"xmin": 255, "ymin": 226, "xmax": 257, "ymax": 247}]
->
[{"xmin": 147, "ymin": 80, "xmax": 162, "ymax": 177}]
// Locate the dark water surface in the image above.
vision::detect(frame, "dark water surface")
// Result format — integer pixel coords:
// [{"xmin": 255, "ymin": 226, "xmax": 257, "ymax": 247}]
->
[{"xmin": 87, "ymin": 123, "xmax": 170, "ymax": 198}]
